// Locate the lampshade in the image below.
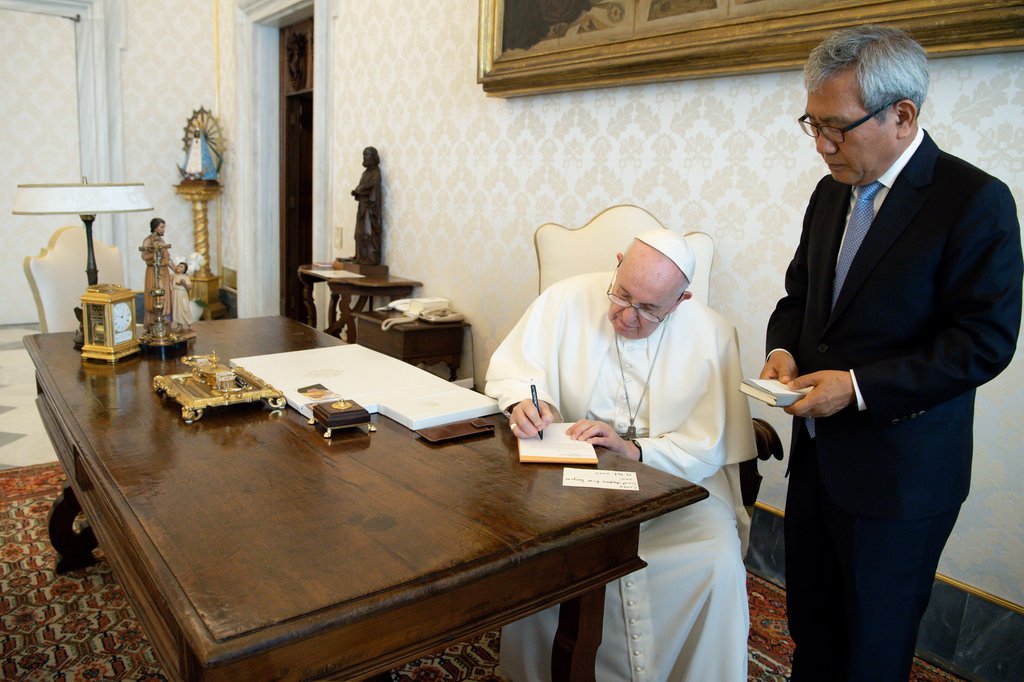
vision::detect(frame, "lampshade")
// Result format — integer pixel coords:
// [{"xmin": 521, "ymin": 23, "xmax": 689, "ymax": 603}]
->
[
  {"xmin": 13, "ymin": 181, "xmax": 152, "ymax": 215},
  {"xmin": 14, "ymin": 181, "xmax": 154, "ymax": 349}
]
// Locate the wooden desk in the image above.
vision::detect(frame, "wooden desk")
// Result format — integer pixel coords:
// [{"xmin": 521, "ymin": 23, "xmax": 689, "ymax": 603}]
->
[
  {"xmin": 27, "ymin": 317, "xmax": 707, "ymax": 681},
  {"xmin": 354, "ymin": 310, "xmax": 468, "ymax": 380},
  {"xmin": 298, "ymin": 265, "xmax": 422, "ymax": 342}
]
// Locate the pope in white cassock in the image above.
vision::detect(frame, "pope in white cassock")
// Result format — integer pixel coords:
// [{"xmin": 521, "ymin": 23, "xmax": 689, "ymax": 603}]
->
[{"xmin": 485, "ymin": 230, "xmax": 755, "ymax": 682}]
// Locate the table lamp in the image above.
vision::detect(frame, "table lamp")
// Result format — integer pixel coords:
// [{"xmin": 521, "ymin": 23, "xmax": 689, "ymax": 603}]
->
[{"xmin": 14, "ymin": 179, "xmax": 153, "ymax": 349}]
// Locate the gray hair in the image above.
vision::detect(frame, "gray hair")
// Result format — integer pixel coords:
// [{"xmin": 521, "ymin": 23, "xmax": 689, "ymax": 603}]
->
[{"xmin": 804, "ymin": 25, "xmax": 929, "ymax": 118}]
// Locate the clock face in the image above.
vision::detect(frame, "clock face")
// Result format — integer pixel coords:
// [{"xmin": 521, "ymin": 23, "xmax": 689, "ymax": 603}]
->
[{"xmin": 112, "ymin": 302, "xmax": 132, "ymax": 332}]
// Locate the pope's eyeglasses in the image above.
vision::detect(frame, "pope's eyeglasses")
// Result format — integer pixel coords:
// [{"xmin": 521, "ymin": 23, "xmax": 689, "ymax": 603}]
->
[{"xmin": 606, "ymin": 266, "xmax": 685, "ymax": 323}]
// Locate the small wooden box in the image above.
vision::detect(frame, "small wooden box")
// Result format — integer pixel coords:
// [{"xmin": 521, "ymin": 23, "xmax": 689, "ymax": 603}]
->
[{"xmin": 310, "ymin": 399, "xmax": 372, "ymax": 438}]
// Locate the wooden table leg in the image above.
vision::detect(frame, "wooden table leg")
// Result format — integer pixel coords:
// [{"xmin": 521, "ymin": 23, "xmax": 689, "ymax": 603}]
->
[
  {"xmin": 551, "ymin": 586, "xmax": 606, "ymax": 682},
  {"xmin": 336, "ymin": 294, "xmax": 357, "ymax": 342},
  {"xmin": 326, "ymin": 291, "xmax": 343, "ymax": 337},
  {"xmin": 298, "ymin": 270, "xmax": 318, "ymax": 327},
  {"xmin": 47, "ymin": 482, "xmax": 98, "ymax": 573}
]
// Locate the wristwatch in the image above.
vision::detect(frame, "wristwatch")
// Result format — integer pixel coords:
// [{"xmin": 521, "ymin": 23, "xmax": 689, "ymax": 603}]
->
[{"xmin": 632, "ymin": 439, "xmax": 643, "ymax": 462}]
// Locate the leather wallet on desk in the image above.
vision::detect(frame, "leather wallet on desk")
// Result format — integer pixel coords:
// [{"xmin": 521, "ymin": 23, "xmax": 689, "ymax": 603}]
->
[{"xmin": 416, "ymin": 418, "xmax": 495, "ymax": 443}]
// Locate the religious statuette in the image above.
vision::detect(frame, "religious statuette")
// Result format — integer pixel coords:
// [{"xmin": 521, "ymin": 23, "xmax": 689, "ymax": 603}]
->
[
  {"xmin": 139, "ymin": 218, "xmax": 193, "ymax": 355},
  {"xmin": 177, "ymin": 107, "xmax": 223, "ymax": 183},
  {"xmin": 337, "ymin": 146, "xmax": 388, "ymax": 277},
  {"xmin": 175, "ymin": 107, "xmax": 226, "ymax": 319}
]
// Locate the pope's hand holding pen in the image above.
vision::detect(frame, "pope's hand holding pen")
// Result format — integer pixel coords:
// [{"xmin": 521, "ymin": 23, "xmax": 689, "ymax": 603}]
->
[{"xmin": 509, "ymin": 394, "xmax": 554, "ymax": 440}]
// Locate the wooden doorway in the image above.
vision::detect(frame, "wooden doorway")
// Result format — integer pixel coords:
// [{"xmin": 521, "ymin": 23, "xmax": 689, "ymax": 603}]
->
[{"xmin": 280, "ymin": 18, "xmax": 314, "ymax": 322}]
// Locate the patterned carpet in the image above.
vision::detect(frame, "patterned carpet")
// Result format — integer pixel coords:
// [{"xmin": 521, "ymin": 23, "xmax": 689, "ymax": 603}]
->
[{"xmin": 1, "ymin": 463, "xmax": 964, "ymax": 681}]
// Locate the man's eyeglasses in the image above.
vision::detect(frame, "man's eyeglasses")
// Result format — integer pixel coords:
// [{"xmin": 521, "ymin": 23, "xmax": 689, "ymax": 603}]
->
[
  {"xmin": 798, "ymin": 101, "xmax": 895, "ymax": 143},
  {"xmin": 606, "ymin": 268, "xmax": 685, "ymax": 323}
]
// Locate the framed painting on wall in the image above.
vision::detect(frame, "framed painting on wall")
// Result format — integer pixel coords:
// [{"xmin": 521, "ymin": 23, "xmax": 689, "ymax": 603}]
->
[{"xmin": 478, "ymin": 0, "xmax": 1024, "ymax": 97}]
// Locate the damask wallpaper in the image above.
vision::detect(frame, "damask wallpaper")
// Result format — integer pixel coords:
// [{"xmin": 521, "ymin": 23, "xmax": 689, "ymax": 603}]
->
[
  {"xmin": 0, "ymin": 1, "xmax": 220, "ymax": 316},
  {"xmin": 121, "ymin": 0, "xmax": 221, "ymax": 292},
  {"xmin": 1, "ymin": 10, "xmax": 81, "ymax": 325},
  {"xmin": 328, "ymin": 3, "xmax": 1024, "ymax": 603}
]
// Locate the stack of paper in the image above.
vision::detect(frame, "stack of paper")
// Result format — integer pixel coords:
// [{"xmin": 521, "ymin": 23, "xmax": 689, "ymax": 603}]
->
[{"xmin": 231, "ymin": 344, "xmax": 499, "ymax": 430}]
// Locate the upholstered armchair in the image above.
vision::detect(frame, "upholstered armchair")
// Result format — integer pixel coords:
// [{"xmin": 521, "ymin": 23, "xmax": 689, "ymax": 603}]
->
[{"xmin": 24, "ymin": 225, "xmax": 124, "ymax": 333}]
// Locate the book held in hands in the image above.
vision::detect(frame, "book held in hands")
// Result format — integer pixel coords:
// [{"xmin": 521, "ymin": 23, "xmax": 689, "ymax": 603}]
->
[{"xmin": 739, "ymin": 378, "xmax": 810, "ymax": 407}]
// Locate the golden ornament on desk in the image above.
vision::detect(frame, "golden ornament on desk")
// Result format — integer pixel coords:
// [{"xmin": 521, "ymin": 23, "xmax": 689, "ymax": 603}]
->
[
  {"xmin": 153, "ymin": 352, "xmax": 286, "ymax": 423},
  {"xmin": 80, "ymin": 284, "xmax": 140, "ymax": 363}
]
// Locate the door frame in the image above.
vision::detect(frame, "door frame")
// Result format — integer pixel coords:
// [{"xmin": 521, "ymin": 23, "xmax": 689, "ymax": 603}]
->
[{"xmin": 235, "ymin": 0, "xmax": 335, "ymax": 317}]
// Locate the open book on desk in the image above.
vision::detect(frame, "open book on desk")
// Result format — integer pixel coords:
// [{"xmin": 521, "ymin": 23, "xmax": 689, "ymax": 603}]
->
[
  {"xmin": 518, "ymin": 423, "xmax": 598, "ymax": 465},
  {"xmin": 739, "ymin": 378, "xmax": 810, "ymax": 407}
]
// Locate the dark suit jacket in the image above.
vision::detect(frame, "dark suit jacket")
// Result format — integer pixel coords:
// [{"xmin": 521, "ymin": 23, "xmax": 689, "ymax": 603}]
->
[{"xmin": 767, "ymin": 132, "xmax": 1022, "ymax": 519}]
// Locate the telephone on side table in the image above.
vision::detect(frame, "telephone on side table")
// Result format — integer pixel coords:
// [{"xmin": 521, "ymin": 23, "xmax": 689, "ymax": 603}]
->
[
  {"xmin": 353, "ymin": 306, "xmax": 469, "ymax": 381},
  {"xmin": 379, "ymin": 298, "xmax": 464, "ymax": 330}
]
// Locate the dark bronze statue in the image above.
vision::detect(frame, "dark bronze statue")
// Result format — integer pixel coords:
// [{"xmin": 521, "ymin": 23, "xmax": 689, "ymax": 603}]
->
[{"xmin": 351, "ymin": 147, "xmax": 382, "ymax": 265}]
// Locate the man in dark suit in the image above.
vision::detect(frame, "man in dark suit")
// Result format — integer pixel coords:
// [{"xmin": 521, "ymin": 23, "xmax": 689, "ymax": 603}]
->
[{"xmin": 761, "ymin": 25, "xmax": 1022, "ymax": 681}]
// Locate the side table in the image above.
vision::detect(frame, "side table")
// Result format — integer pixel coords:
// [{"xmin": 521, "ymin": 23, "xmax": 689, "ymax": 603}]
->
[
  {"xmin": 297, "ymin": 266, "xmax": 422, "ymax": 343},
  {"xmin": 354, "ymin": 310, "xmax": 468, "ymax": 381}
]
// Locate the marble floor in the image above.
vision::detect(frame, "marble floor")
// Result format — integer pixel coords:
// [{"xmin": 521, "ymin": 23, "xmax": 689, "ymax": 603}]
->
[{"xmin": 0, "ymin": 324, "xmax": 57, "ymax": 469}]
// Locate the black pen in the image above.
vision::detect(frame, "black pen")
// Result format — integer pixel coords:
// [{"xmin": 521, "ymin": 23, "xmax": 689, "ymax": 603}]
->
[{"xmin": 530, "ymin": 383, "xmax": 543, "ymax": 440}]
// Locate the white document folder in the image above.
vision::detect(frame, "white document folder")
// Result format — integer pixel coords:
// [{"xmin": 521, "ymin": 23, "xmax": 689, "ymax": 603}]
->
[{"xmin": 231, "ymin": 344, "xmax": 499, "ymax": 430}]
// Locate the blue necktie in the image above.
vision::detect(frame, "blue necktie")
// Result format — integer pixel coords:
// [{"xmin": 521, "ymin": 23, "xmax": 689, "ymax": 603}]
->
[
  {"xmin": 832, "ymin": 181, "xmax": 883, "ymax": 308},
  {"xmin": 808, "ymin": 181, "xmax": 883, "ymax": 438}
]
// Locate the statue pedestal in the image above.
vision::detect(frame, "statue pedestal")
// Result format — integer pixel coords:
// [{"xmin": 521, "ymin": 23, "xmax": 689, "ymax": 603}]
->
[
  {"xmin": 175, "ymin": 180, "xmax": 225, "ymax": 319},
  {"xmin": 334, "ymin": 258, "xmax": 389, "ymax": 277},
  {"xmin": 191, "ymin": 273, "xmax": 226, "ymax": 320}
]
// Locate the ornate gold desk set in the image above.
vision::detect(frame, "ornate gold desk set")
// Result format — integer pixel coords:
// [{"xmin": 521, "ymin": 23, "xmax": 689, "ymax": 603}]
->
[{"xmin": 153, "ymin": 352, "xmax": 285, "ymax": 423}]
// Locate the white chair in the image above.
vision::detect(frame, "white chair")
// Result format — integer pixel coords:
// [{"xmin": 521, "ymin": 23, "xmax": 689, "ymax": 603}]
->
[
  {"xmin": 532, "ymin": 205, "xmax": 781, "ymax": 513},
  {"xmin": 23, "ymin": 225, "xmax": 125, "ymax": 333}
]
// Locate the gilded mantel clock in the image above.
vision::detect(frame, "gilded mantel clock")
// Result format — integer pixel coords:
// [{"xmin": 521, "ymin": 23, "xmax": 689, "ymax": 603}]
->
[{"xmin": 81, "ymin": 284, "xmax": 140, "ymax": 363}]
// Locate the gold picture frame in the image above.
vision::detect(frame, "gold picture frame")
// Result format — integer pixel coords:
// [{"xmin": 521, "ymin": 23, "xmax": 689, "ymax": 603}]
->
[{"xmin": 478, "ymin": 0, "xmax": 1024, "ymax": 97}]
